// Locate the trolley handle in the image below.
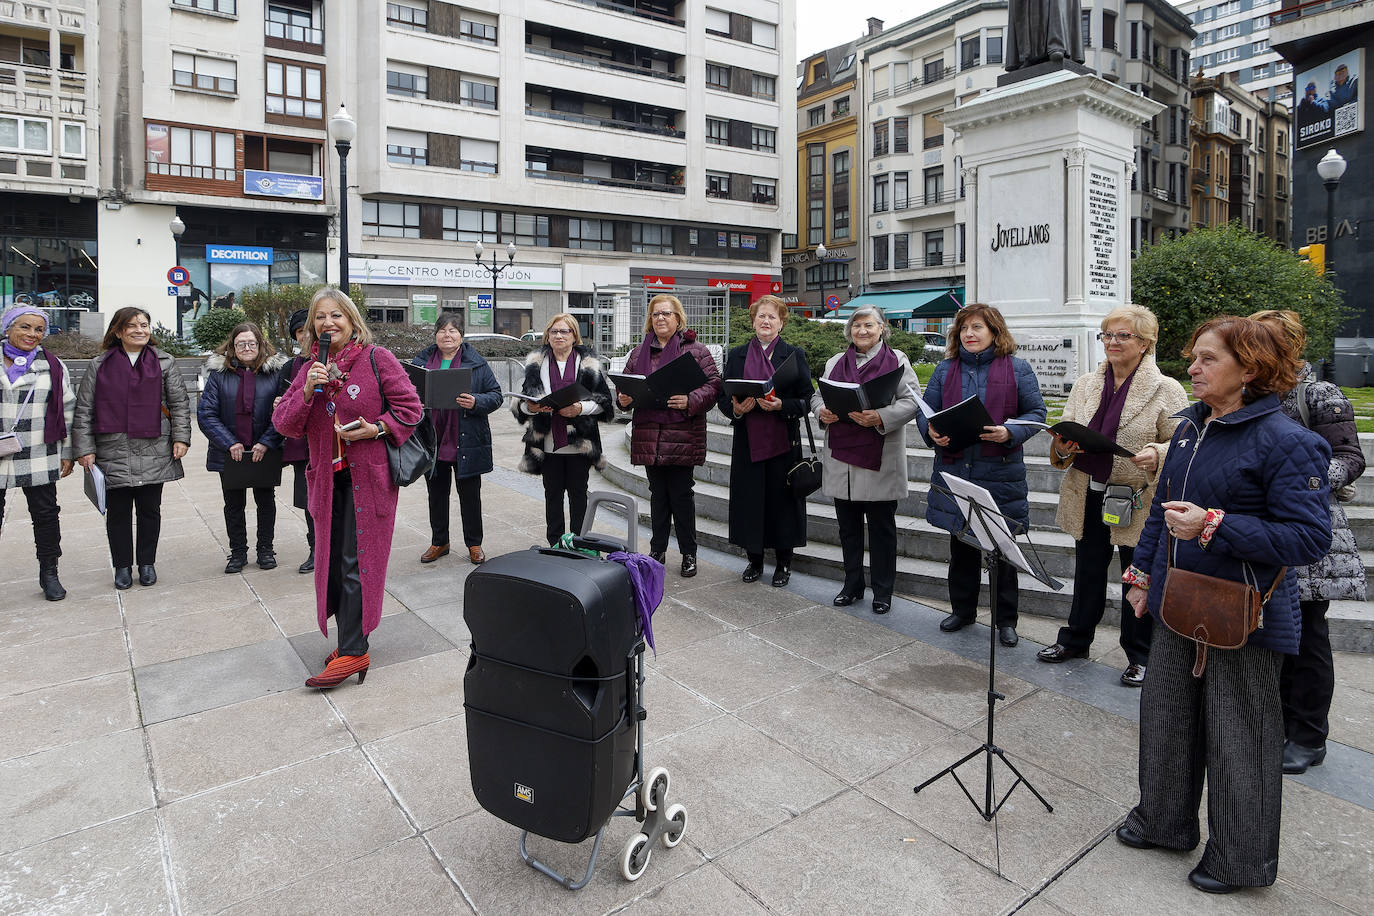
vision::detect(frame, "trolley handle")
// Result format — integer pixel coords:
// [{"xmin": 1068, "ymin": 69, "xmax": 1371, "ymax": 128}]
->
[{"xmin": 581, "ymin": 491, "xmax": 638, "ymax": 554}]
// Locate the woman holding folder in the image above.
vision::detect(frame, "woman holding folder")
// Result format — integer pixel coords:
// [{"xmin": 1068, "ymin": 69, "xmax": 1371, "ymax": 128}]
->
[
  {"xmin": 411, "ymin": 312, "xmax": 502, "ymax": 565},
  {"xmin": 198, "ymin": 322, "xmax": 288, "ymax": 574},
  {"xmin": 514, "ymin": 313, "xmax": 613, "ymax": 546},
  {"xmin": 617, "ymin": 294, "xmax": 722, "ymax": 577},
  {"xmin": 718, "ymin": 295, "xmax": 813, "ymax": 586},
  {"xmin": 811, "ymin": 305, "xmax": 919, "ymax": 614},
  {"xmin": 1038, "ymin": 305, "xmax": 1186, "ymax": 685},
  {"xmin": 918, "ymin": 303, "xmax": 1045, "ymax": 645}
]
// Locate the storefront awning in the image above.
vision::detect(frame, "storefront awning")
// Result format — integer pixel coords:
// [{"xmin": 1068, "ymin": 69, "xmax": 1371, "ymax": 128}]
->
[{"xmin": 834, "ymin": 288, "xmax": 963, "ymax": 320}]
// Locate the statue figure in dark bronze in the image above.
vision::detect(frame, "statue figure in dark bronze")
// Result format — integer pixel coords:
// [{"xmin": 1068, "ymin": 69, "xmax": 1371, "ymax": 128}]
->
[{"xmin": 1005, "ymin": 0, "xmax": 1085, "ymax": 71}]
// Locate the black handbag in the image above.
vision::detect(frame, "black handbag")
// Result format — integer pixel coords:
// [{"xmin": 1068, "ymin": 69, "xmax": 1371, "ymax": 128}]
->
[
  {"xmin": 787, "ymin": 414, "xmax": 823, "ymax": 497},
  {"xmin": 369, "ymin": 349, "xmax": 436, "ymax": 486}
]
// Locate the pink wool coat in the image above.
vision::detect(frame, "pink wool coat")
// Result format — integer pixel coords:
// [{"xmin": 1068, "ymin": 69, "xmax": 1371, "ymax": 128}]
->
[{"xmin": 272, "ymin": 345, "xmax": 422, "ymax": 637}]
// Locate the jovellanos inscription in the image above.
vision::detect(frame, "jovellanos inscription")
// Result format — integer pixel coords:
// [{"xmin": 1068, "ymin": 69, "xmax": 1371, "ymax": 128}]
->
[{"xmin": 990, "ymin": 222, "xmax": 1051, "ymax": 252}]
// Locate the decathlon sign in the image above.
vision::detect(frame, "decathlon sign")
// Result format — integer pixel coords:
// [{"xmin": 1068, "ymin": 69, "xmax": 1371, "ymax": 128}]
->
[{"xmin": 205, "ymin": 245, "xmax": 275, "ymax": 265}]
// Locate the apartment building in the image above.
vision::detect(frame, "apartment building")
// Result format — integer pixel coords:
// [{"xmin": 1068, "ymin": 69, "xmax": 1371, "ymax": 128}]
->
[
  {"xmin": 0, "ymin": 0, "xmax": 100, "ymax": 319},
  {"xmin": 782, "ymin": 38, "xmax": 858, "ymax": 316},
  {"xmin": 1189, "ymin": 72, "xmax": 1291, "ymax": 243},
  {"xmin": 1179, "ymin": 0, "xmax": 1293, "ymax": 104}
]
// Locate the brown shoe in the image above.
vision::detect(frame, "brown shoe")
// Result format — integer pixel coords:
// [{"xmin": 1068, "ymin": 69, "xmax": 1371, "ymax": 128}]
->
[
  {"xmin": 420, "ymin": 544, "xmax": 450, "ymax": 563},
  {"xmin": 469, "ymin": 546, "xmax": 486, "ymax": 564}
]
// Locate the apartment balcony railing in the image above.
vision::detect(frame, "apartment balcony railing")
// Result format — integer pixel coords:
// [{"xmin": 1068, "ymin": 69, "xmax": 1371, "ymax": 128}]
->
[
  {"xmin": 525, "ymin": 45, "xmax": 685, "ymax": 83},
  {"xmin": 1192, "ymin": 168, "xmax": 1209, "ymax": 187},
  {"xmin": 0, "ymin": 64, "xmax": 87, "ymax": 115},
  {"xmin": 265, "ymin": 19, "xmax": 324, "ymax": 52},
  {"xmin": 526, "ymin": 106, "xmax": 685, "ymax": 138},
  {"xmin": 872, "ymin": 65, "xmax": 956, "ymax": 101},
  {"xmin": 879, "ymin": 251, "xmax": 964, "ymax": 271},
  {"xmin": 892, "ymin": 189, "xmax": 960, "ymax": 212},
  {"xmin": 526, "ymin": 168, "xmax": 685, "ymax": 194},
  {"xmin": 565, "ymin": 0, "xmax": 685, "ymax": 28}
]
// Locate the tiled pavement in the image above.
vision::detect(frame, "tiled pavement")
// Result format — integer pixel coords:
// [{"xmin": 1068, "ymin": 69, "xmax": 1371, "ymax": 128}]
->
[{"xmin": 2, "ymin": 418, "xmax": 1372, "ymax": 915}]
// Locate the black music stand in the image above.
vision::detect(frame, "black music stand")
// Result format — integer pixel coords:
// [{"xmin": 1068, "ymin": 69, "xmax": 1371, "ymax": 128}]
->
[{"xmin": 913, "ymin": 476, "xmax": 1061, "ymax": 822}]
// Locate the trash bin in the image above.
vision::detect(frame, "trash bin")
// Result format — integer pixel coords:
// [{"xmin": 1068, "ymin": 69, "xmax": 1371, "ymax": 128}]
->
[{"xmin": 1332, "ymin": 338, "xmax": 1370, "ymax": 389}]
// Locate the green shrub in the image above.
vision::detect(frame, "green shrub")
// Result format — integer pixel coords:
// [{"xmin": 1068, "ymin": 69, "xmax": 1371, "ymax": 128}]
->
[
  {"xmin": 239, "ymin": 283, "xmax": 368, "ymax": 348},
  {"xmin": 728, "ymin": 307, "xmax": 939, "ymax": 381},
  {"xmin": 152, "ymin": 324, "xmax": 197, "ymax": 357},
  {"xmin": 190, "ymin": 308, "xmax": 248, "ymax": 352}
]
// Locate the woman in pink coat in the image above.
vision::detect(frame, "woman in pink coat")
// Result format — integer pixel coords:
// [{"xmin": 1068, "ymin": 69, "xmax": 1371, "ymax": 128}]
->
[{"xmin": 272, "ymin": 288, "xmax": 422, "ymax": 689}]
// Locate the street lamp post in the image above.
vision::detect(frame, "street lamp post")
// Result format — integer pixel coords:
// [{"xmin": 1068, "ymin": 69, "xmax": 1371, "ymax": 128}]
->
[
  {"xmin": 1317, "ymin": 148, "xmax": 1347, "ymax": 277},
  {"xmin": 170, "ymin": 214, "xmax": 186, "ymax": 337},
  {"xmin": 473, "ymin": 241, "xmax": 518, "ymax": 330},
  {"xmin": 815, "ymin": 243, "xmax": 827, "ymax": 313},
  {"xmin": 329, "ymin": 104, "xmax": 357, "ymax": 292}
]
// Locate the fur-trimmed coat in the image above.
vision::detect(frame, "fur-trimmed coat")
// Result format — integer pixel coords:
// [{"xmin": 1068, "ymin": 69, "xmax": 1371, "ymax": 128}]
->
[
  {"xmin": 1050, "ymin": 356, "xmax": 1189, "ymax": 546},
  {"xmin": 198, "ymin": 352, "xmax": 289, "ymax": 472},
  {"xmin": 513, "ymin": 345, "xmax": 614, "ymax": 473}
]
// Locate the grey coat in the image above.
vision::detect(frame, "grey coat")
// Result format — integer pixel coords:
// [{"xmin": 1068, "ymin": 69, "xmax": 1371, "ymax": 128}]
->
[
  {"xmin": 809, "ymin": 345, "xmax": 920, "ymax": 503},
  {"xmin": 72, "ymin": 348, "xmax": 192, "ymax": 489},
  {"xmin": 1279, "ymin": 364, "xmax": 1367, "ymax": 602}
]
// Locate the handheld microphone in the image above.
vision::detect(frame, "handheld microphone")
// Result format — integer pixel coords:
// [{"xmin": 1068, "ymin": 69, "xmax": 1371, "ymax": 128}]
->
[{"xmin": 313, "ymin": 332, "xmax": 331, "ymax": 394}]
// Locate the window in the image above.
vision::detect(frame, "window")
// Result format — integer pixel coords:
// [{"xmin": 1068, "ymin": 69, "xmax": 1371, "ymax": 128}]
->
[
  {"xmin": 461, "ymin": 138, "xmax": 498, "ymax": 173},
  {"xmin": 872, "ymin": 234, "xmax": 888, "ymax": 271},
  {"xmin": 1277, "ymin": 130, "xmax": 1286, "ymax": 151},
  {"xmin": 751, "ymin": 73, "xmax": 776, "ymax": 100},
  {"xmin": 961, "ymin": 35, "xmax": 980, "ymax": 69},
  {"xmin": 1130, "ymin": 22, "xmax": 1139, "ymax": 58},
  {"xmin": 833, "ymin": 206, "xmax": 849, "ymax": 238},
  {"xmin": 706, "ymin": 172, "xmax": 730, "ymax": 198},
  {"xmin": 1276, "ymin": 174, "xmax": 1286, "ymax": 196},
  {"xmin": 386, "ymin": 128, "xmax": 427, "ymax": 165},
  {"xmin": 704, "ymin": 6, "xmax": 730, "ymax": 37},
  {"xmin": 893, "ymin": 117, "xmax": 909, "ymax": 154},
  {"xmin": 266, "ymin": 2, "xmax": 319, "ymax": 44},
  {"xmin": 145, "ymin": 123, "xmax": 235, "ymax": 180},
  {"xmin": 872, "ymin": 175, "xmax": 889, "ymax": 212},
  {"xmin": 706, "ymin": 63, "xmax": 730, "ymax": 90},
  {"xmin": 873, "ymin": 121, "xmax": 889, "ymax": 156},
  {"xmin": 751, "ymin": 126, "xmax": 775, "ymax": 153},
  {"xmin": 893, "ymin": 171, "xmax": 909, "ymax": 209},
  {"xmin": 1217, "ymin": 23, "xmax": 1240, "ymax": 39},
  {"xmin": 364, "ymin": 201, "xmax": 420, "ymax": 238},
  {"xmin": 987, "ymin": 30, "xmax": 1003, "ymax": 64},
  {"xmin": 1082, "ymin": 10, "xmax": 1091, "ymax": 47},
  {"xmin": 173, "ymin": 0, "xmax": 236, "ymax": 13},
  {"xmin": 1257, "ymin": 127, "xmax": 1265, "ymax": 150},
  {"xmin": 808, "ymin": 200, "xmax": 824, "ymax": 244},
  {"xmin": 461, "ymin": 78, "xmax": 497, "ymax": 110},
  {"xmin": 501, "ymin": 213, "xmax": 550, "ymax": 247},
  {"xmin": 460, "ymin": 15, "xmax": 497, "ymax": 45},
  {"xmin": 60, "ymin": 121, "xmax": 83, "ymax": 158},
  {"xmin": 569, "ymin": 219, "xmax": 614, "ymax": 251},
  {"xmin": 754, "ymin": 21, "xmax": 777, "ymax": 49},
  {"xmin": 386, "ymin": 64, "xmax": 428, "ymax": 98},
  {"xmin": 924, "ymin": 166, "xmax": 943, "ymax": 204},
  {"xmin": 833, "ymin": 97, "xmax": 849, "ymax": 116},
  {"xmin": 783, "ymin": 233, "xmax": 798, "ymax": 250},
  {"xmin": 752, "ymin": 178, "xmax": 776, "ymax": 204},
  {"xmin": 925, "ymin": 230, "xmax": 944, "ymax": 266},
  {"xmin": 806, "ymin": 261, "xmax": 848, "ymax": 290},
  {"xmin": 1217, "ymin": 1, "xmax": 1241, "ymax": 17},
  {"xmin": 893, "ymin": 233, "xmax": 909, "ymax": 269},
  {"xmin": 265, "ymin": 59, "xmax": 324, "ymax": 123},
  {"xmin": 923, "ymin": 112, "xmax": 943, "ymax": 149},
  {"xmin": 172, "ymin": 52, "xmax": 237, "ymax": 94},
  {"xmin": 705, "ymin": 118, "xmax": 728, "ymax": 145},
  {"xmin": 387, "ymin": 1, "xmax": 427, "ymax": 30},
  {"xmin": 808, "ymin": 106, "xmax": 825, "ymax": 127},
  {"xmin": 633, "ymin": 224, "xmax": 673, "ymax": 254},
  {"xmin": 1256, "ymin": 171, "xmax": 1265, "ymax": 194},
  {"xmin": 1102, "ymin": 12, "xmax": 1117, "ymax": 50},
  {"xmin": 923, "ymin": 57, "xmax": 943, "ymax": 84},
  {"xmin": 444, "ymin": 207, "xmax": 497, "ymax": 242},
  {"xmin": 783, "ymin": 268, "xmax": 797, "ymax": 289},
  {"xmin": 1216, "ymin": 47, "xmax": 1241, "ymax": 64},
  {"xmin": 833, "ymin": 150, "xmax": 850, "ymax": 181},
  {"xmin": 0, "ymin": 116, "xmax": 50, "ymax": 154}
]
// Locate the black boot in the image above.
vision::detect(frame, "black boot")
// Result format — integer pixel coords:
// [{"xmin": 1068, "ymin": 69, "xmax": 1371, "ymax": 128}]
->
[
  {"xmin": 39, "ymin": 561, "xmax": 67, "ymax": 601},
  {"xmin": 298, "ymin": 548, "xmax": 314, "ymax": 573},
  {"xmin": 224, "ymin": 551, "xmax": 248, "ymax": 574},
  {"xmin": 256, "ymin": 546, "xmax": 277, "ymax": 570}
]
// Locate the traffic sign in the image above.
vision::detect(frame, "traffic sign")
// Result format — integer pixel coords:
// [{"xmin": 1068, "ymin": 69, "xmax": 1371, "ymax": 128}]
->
[
  {"xmin": 168, "ymin": 266, "xmax": 190, "ymax": 286},
  {"xmin": 826, "ymin": 295, "xmax": 840, "ymax": 310},
  {"xmin": 167, "ymin": 286, "xmax": 179, "ymax": 297},
  {"xmin": 475, "ymin": 293, "xmax": 493, "ymax": 309}
]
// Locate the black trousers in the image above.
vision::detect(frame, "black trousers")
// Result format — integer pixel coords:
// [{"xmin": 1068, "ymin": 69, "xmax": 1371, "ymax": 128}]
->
[
  {"xmin": 1057, "ymin": 488, "xmax": 1152, "ymax": 665},
  {"xmin": 426, "ymin": 460, "xmax": 483, "ymax": 547},
  {"xmin": 1280, "ymin": 599, "xmax": 1334, "ymax": 748},
  {"xmin": 221, "ymin": 481, "xmax": 276, "ymax": 555},
  {"xmin": 105, "ymin": 483, "xmax": 163, "ymax": 568},
  {"xmin": 291, "ymin": 461, "xmax": 315, "ymax": 548},
  {"xmin": 1124, "ymin": 624, "xmax": 1284, "ymax": 887},
  {"xmin": 0, "ymin": 482, "xmax": 61, "ymax": 563},
  {"xmin": 542, "ymin": 452, "xmax": 592, "ymax": 546},
  {"xmin": 646, "ymin": 465, "xmax": 697, "ymax": 556},
  {"xmin": 834, "ymin": 498, "xmax": 897, "ymax": 601},
  {"xmin": 327, "ymin": 470, "xmax": 367, "ymax": 656},
  {"xmin": 948, "ymin": 533, "xmax": 1019, "ymax": 627}
]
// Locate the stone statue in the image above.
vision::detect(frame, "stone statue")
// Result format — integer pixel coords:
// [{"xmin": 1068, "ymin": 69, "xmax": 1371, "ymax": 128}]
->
[{"xmin": 1005, "ymin": 0, "xmax": 1085, "ymax": 72}]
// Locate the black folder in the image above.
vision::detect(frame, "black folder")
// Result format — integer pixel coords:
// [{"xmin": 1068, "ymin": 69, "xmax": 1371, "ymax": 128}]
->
[
  {"xmin": 610, "ymin": 352, "xmax": 709, "ymax": 407},
  {"xmin": 924, "ymin": 395, "xmax": 996, "ymax": 453},
  {"xmin": 1005, "ymin": 419, "xmax": 1137, "ymax": 459},
  {"xmin": 817, "ymin": 365, "xmax": 906, "ymax": 420},
  {"xmin": 509, "ymin": 382, "xmax": 590, "ymax": 410},
  {"xmin": 404, "ymin": 362, "xmax": 473, "ymax": 409},
  {"xmin": 220, "ymin": 448, "xmax": 284, "ymax": 489},
  {"xmin": 723, "ymin": 350, "xmax": 801, "ymax": 400}
]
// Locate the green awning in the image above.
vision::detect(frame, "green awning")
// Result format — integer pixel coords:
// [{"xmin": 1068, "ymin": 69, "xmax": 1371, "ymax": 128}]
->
[{"xmin": 834, "ymin": 289, "xmax": 962, "ymax": 320}]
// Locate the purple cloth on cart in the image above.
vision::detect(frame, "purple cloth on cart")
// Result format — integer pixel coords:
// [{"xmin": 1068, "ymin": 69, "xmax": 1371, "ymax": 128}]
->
[{"xmin": 608, "ymin": 551, "xmax": 665, "ymax": 654}]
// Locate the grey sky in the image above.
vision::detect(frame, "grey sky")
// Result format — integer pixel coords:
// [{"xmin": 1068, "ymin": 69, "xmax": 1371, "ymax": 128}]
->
[{"xmin": 795, "ymin": 0, "xmax": 947, "ymax": 60}]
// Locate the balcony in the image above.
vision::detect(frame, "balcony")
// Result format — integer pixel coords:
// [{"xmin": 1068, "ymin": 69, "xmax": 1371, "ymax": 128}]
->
[
  {"xmin": 526, "ymin": 106, "xmax": 684, "ymax": 138},
  {"xmin": 526, "ymin": 168, "xmax": 685, "ymax": 194},
  {"xmin": 872, "ymin": 65, "xmax": 955, "ymax": 102},
  {"xmin": 525, "ymin": 44, "xmax": 685, "ymax": 83},
  {"xmin": 565, "ymin": 0, "xmax": 684, "ymax": 28},
  {"xmin": 1192, "ymin": 168, "xmax": 1209, "ymax": 187},
  {"xmin": 892, "ymin": 189, "xmax": 959, "ymax": 213},
  {"xmin": 0, "ymin": 63, "xmax": 88, "ymax": 115},
  {"xmin": 265, "ymin": 19, "xmax": 324, "ymax": 54}
]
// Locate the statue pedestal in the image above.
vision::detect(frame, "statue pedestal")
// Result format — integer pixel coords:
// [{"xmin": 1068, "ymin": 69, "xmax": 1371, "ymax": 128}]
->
[{"xmin": 940, "ymin": 71, "xmax": 1163, "ymax": 393}]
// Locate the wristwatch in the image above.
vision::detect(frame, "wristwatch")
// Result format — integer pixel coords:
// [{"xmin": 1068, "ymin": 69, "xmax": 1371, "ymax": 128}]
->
[{"xmin": 374, "ymin": 420, "xmax": 388, "ymax": 439}]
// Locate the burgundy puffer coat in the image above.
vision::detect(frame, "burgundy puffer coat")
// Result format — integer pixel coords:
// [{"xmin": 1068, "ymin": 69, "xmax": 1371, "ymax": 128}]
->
[{"xmin": 628, "ymin": 333, "xmax": 721, "ymax": 467}]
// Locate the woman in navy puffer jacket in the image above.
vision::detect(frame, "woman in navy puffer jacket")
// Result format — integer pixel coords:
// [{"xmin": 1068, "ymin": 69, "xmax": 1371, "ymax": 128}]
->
[{"xmin": 1117, "ymin": 316, "xmax": 1332, "ymax": 895}]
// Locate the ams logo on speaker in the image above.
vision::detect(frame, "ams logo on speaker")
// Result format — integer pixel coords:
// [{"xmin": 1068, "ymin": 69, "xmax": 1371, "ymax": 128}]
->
[{"xmin": 514, "ymin": 782, "xmax": 534, "ymax": 804}]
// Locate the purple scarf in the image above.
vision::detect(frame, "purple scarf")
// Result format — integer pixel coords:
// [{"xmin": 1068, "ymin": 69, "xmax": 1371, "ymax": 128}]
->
[
  {"xmin": 941, "ymin": 351, "xmax": 1017, "ymax": 463},
  {"xmin": 827, "ymin": 343, "xmax": 899, "ymax": 471},
  {"xmin": 3, "ymin": 341, "xmax": 32, "ymax": 384},
  {"xmin": 3, "ymin": 344, "xmax": 67, "ymax": 443},
  {"xmin": 1073, "ymin": 366, "xmax": 1135, "ymax": 484},
  {"xmin": 234, "ymin": 365, "xmax": 256, "ymax": 448},
  {"xmin": 427, "ymin": 346, "xmax": 462, "ymax": 463},
  {"xmin": 93, "ymin": 347, "xmax": 163, "ymax": 439},
  {"xmin": 608, "ymin": 550, "xmax": 665, "ymax": 654},
  {"xmin": 629, "ymin": 331, "xmax": 690, "ymax": 425},
  {"xmin": 743, "ymin": 337, "xmax": 789, "ymax": 462},
  {"xmin": 547, "ymin": 347, "xmax": 580, "ymax": 450}
]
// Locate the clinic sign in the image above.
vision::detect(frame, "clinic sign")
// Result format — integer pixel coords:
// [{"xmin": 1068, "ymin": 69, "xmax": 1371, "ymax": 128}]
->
[
  {"xmin": 349, "ymin": 257, "xmax": 562, "ymax": 290},
  {"xmin": 206, "ymin": 245, "xmax": 274, "ymax": 265},
  {"xmin": 244, "ymin": 169, "xmax": 325, "ymax": 201}
]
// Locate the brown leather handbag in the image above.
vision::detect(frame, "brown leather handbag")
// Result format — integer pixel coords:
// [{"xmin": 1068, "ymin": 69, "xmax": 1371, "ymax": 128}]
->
[{"xmin": 1159, "ymin": 529, "xmax": 1284, "ymax": 677}]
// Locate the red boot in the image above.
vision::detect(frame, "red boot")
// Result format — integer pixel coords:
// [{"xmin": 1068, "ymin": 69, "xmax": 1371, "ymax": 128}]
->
[{"xmin": 305, "ymin": 653, "xmax": 369, "ymax": 688}]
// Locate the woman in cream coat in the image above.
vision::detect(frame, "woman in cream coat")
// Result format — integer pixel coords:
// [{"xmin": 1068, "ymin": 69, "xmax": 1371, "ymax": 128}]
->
[{"xmin": 1037, "ymin": 304, "xmax": 1188, "ymax": 686}]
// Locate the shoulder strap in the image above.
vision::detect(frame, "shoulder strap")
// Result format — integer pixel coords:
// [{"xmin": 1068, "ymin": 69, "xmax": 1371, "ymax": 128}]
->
[
  {"xmin": 802, "ymin": 414, "xmax": 817, "ymax": 456},
  {"xmin": 369, "ymin": 348, "xmax": 421, "ymax": 429},
  {"xmin": 4, "ymin": 386, "xmax": 37, "ymax": 433}
]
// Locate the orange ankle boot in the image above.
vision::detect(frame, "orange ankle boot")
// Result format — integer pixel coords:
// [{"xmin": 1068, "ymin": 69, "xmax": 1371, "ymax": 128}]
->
[{"xmin": 305, "ymin": 653, "xmax": 369, "ymax": 688}]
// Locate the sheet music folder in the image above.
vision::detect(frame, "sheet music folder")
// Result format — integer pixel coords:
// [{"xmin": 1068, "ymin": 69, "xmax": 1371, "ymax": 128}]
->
[
  {"xmin": 610, "ymin": 352, "xmax": 709, "ymax": 407},
  {"xmin": 816, "ymin": 365, "xmax": 905, "ymax": 419},
  {"xmin": 1004, "ymin": 419, "xmax": 1136, "ymax": 459},
  {"xmin": 403, "ymin": 362, "xmax": 473, "ymax": 409},
  {"xmin": 939, "ymin": 474, "xmax": 1061, "ymax": 589}
]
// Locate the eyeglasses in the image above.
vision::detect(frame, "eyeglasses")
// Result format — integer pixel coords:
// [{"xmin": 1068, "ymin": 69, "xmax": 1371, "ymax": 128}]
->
[
  {"xmin": 234, "ymin": 341, "xmax": 259, "ymax": 350},
  {"xmin": 547, "ymin": 328, "xmax": 574, "ymax": 336},
  {"xmin": 1097, "ymin": 332, "xmax": 1138, "ymax": 343},
  {"xmin": 651, "ymin": 311, "xmax": 676, "ymax": 319}
]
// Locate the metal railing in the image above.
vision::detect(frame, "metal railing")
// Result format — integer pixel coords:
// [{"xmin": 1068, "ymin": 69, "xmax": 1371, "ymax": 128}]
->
[
  {"xmin": 526, "ymin": 168, "xmax": 685, "ymax": 194},
  {"xmin": 265, "ymin": 20, "xmax": 324, "ymax": 46},
  {"xmin": 525, "ymin": 45, "xmax": 685, "ymax": 83},
  {"xmin": 525, "ymin": 106, "xmax": 684, "ymax": 138},
  {"xmin": 564, "ymin": 0, "xmax": 684, "ymax": 28},
  {"xmin": 892, "ymin": 189, "xmax": 959, "ymax": 211}
]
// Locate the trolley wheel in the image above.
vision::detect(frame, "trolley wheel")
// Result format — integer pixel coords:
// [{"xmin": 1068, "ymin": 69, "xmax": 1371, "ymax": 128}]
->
[
  {"xmin": 661, "ymin": 803, "xmax": 687, "ymax": 848},
  {"xmin": 620, "ymin": 832, "xmax": 651, "ymax": 881},
  {"xmin": 640, "ymin": 766, "xmax": 670, "ymax": 812}
]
